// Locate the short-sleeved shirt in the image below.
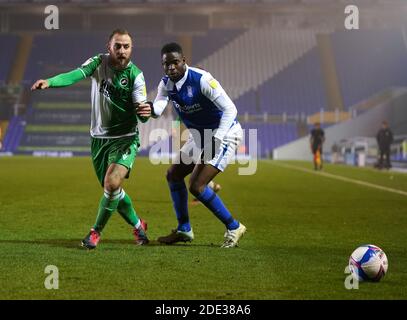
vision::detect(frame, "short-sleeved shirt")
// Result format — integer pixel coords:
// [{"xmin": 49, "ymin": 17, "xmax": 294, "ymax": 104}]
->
[{"xmin": 79, "ymin": 54, "xmax": 147, "ymax": 138}]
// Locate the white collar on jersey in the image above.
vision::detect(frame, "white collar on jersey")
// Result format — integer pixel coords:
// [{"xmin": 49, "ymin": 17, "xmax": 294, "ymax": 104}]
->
[{"xmin": 173, "ymin": 64, "xmax": 189, "ymax": 91}]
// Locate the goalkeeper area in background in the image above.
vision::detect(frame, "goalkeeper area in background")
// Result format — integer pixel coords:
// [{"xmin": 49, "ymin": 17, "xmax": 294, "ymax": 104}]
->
[{"xmin": 0, "ymin": 157, "xmax": 406, "ymax": 299}]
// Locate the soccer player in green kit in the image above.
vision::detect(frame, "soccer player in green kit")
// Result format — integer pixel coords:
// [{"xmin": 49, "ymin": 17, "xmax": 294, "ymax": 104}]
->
[{"xmin": 31, "ymin": 29, "xmax": 153, "ymax": 249}]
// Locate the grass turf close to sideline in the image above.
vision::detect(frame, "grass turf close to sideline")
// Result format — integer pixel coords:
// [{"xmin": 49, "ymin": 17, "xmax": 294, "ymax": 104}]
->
[{"xmin": 0, "ymin": 157, "xmax": 406, "ymax": 299}]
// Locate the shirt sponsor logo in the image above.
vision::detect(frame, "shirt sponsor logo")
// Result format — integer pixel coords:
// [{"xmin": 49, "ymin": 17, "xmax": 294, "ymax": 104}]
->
[
  {"xmin": 100, "ymin": 79, "xmax": 130, "ymax": 100},
  {"xmin": 172, "ymin": 101, "xmax": 202, "ymax": 114}
]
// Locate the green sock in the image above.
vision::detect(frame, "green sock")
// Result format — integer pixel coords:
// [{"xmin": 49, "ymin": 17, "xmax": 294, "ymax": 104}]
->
[
  {"xmin": 93, "ymin": 190, "xmax": 121, "ymax": 232},
  {"xmin": 117, "ymin": 191, "xmax": 140, "ymax": 227}
]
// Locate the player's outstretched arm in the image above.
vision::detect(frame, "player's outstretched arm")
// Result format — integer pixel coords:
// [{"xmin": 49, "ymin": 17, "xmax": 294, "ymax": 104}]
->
[
  {"xmin": 32, "ymin": 69, "xmax": 86, "ymax": 92},
  {"xmin": 31, "ymin": 79, "xmax": 49, "ymax": 91}
]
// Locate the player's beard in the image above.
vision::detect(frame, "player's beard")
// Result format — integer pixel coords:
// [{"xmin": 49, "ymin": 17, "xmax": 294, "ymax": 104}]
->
[{"xmin": 111, "ymin": 54, "xmax": 130, "ymax": 69}]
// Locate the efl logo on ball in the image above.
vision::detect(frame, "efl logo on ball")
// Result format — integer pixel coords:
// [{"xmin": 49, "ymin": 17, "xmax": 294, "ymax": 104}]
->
[{"xmin": 349, "ymin": 244, "xmax": 388, "ymax": 282}]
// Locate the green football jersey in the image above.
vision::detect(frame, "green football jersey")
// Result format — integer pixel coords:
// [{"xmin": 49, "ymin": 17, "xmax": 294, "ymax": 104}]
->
[{"xmin": 78, "ymin": 54, "xmax": 147, "ymax": 138}]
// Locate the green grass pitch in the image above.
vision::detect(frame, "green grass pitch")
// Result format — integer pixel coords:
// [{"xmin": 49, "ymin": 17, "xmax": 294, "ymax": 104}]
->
[{"xmin": 0, "ymin": 156, "xmax": 406, "ymax": 299}]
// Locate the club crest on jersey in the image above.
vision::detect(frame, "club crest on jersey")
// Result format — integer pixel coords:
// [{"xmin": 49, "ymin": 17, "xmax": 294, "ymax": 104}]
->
[
  {"xmin": 187, "ymin": 86, "xmax": 194, "ymax": 98},
  {"xmin": 120, "ymin": 78, "xmax": 128, "ymax": 87}
]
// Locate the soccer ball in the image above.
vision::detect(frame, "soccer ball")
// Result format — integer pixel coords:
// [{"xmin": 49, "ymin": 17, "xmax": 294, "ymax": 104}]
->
[{"xmin": 349, "ymin": 244, "xmax": 388, "ymax": 282}]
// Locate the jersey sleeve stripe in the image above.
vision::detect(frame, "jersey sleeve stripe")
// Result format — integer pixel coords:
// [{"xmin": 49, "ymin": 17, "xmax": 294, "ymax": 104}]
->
[{"xmin": 78, "ymin": 68, "xmax": 87, "ymax": 79}]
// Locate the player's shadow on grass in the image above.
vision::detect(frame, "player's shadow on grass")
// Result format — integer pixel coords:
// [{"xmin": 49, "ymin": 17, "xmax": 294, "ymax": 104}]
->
[
  {"xmin": 0, "ymin": 239, "xmax": 216, "ymax": 249},
  {"xmin": 0, "ymin": 239, "xmax": 82, "ymax": 249}
]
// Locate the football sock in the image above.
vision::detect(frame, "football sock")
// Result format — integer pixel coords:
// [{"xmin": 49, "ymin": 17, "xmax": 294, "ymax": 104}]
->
[
  {"xmin": 135, "ymin": 220, "xmax": 141, "ymax": 229},
  {"xmin": 117, "ymin": 189, "xmax": 140, "ymax": 227},
  {"xmin": 93, "ymin": 188, "xmax": 121, "ymax": 232},
  {"xmin": 197, "ymin": 186, "xmax": 239, "ymax": 230},
  {"xmin": 169, "ymin": 181, "xmax": 191, "ymax": 232}
]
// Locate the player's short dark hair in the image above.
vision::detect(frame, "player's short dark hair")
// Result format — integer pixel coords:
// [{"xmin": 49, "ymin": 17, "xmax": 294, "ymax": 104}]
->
[
  {"xmin": 161, "ymin": 42, "xmax": 183, "ymax": 56},
  {"xmin": 109, "ymin": 28, "xmax": 132, "ymax": 42}
]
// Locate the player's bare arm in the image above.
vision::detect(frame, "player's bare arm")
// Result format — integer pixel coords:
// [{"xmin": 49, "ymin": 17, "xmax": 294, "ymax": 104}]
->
[{"xmin": 31, "ymin": 79, "xmax": 49, "ymax": 91}]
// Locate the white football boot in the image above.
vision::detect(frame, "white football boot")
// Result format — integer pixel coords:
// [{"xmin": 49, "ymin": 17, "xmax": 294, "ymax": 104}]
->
[{"xmin": 221, "ymin": 223, "xmax": 246, "ymax": 248}]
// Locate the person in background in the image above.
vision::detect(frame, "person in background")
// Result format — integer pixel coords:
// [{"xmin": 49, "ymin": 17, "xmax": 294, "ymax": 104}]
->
[
  {"xmin": 376, "ymin": 121, "xmax": 393, "ymax": 169},
  {"xmin": 310, "ymin": 122, "xmax": 325, "ymax": 170},
  {"xmin": 331, "ymin": 141, "xmax": 339, "ymax": 164}
]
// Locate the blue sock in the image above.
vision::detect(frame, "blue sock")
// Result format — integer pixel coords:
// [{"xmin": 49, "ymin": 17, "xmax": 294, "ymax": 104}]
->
[
  {"xmin": 169, "ymin": 181, "xmax": 191, "ymax": 232},
  {"xmin": 197, "ymin": 186, "xmax": 239, "ymax": 230}
]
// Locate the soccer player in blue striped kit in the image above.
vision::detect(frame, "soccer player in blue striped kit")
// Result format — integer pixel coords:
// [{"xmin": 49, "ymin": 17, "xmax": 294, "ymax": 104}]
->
[{"xmin": 140, "ymin": 43, "xmax": 246, "ymax": 248}]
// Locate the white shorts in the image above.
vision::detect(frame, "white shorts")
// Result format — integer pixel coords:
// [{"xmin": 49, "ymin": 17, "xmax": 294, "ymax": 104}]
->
[{"xmin": 180, "ymin": 122, "xmax": 243, "ymax": 172}]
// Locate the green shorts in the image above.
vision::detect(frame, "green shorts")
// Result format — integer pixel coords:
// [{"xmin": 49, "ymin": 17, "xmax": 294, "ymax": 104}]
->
[{"xmin": 91, "ymin": 135, "xmax": 140, "ymax": 187}]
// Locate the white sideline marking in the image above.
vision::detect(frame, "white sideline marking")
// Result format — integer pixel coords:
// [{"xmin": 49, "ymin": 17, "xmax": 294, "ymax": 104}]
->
[{"xmin": 273, "ymin": 162, "xmax": 407, "ymax": 197}]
